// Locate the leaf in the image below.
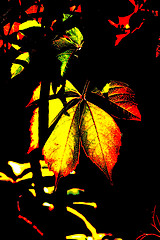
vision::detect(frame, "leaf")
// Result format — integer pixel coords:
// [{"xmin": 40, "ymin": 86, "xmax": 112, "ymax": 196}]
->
[
  {"xmin": 19, "ymin": 20, "xmax": 41, "ymax": 31},
  {"xmin": 11, "ymin": 63, "xmax": 24, "ymax": 79},
  {"xmin": 42, "ymin": 102, "xmax": 81, "ymax": 188},
  {"xmin": 8, "ymin": 161, "xmax": 31, "ymax": 176},
  {"xmin": 67, "ymin": 188, "xmax": 85, "ymax": 196},
  {"xmin": 105, "ymin": 81, "xmax": 141, "ymax": 121},
  {"xmin": 62, "ymin": 13, "xmax": 73, "ymax": 22},
  {"xmin": 80, "ymin": 101, "xmax": 121, "ymax": 182},
  {"xmin": 92, "ymin": 81, "xmax": 141, "ymax": 121},
  {"xmin": 11, "ymin": 52, "xmax": 30, "ymax": 79},
  {"xmin": 26, "ymin": 80, "xmax": 81, "ymax": 155},
  {"xmin": 53, "ymin": 27, "xmax": 83, "ymax": 76},
  {"xmin": 57, "ymin": 49, "xmax": 75, "ymax": 76},
  {"xmin": 0, "ymin": 172, "xmax": 15, "ymax": 183}
]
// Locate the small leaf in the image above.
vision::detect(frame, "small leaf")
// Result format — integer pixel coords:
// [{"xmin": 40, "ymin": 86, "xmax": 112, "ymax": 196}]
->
[
  {"xmin": 67, "ymin": 188, "xmax": 85, "ymax": 196},
  {"xmin": 11, "ymin": 52, "xmax": 30, "ymax": 79},
  {"xmin": 62, "ymin": 13, "xmax": 73, "ymax": 22},
  {"xmin": 65, "ymin": 80, "xmax": 81, "ymax": 96},
  {"xmin": 0, "ymin": 172, "xmax": 15, "ymax": 183},
  {"xmin": 53, "ymin": 27, "xmax": 83, "ymax": 76},
  {"xmin": 107, "ymin": 81, "xmax": 141, "ymax": 121},
  {"xmin": 93, "ymin": 81, "xmax": 141, "ymax": 121},
  {"xmin": 8, "ymin": 161, "xmax": 31, "ymax": 176},
  {"xmin": 42, "ymin": 102, "xmax": 81, "ymax": 188},
  {"xmin": 19, "ymin": 20, "xmax": 41, "ymax": 31},
  {"xmin": 16, "ymin": 52, "xmax": 30, "ymax": 63},
  {"xmin": 80, "ymin": 101, "xmax": 121, "ymax": 182},
  {"xmin": 11, "ymin": 63, "xmax": 24, "ymax": 79},
  {"xmin": 57, "ymin": 49, "xmax": 75, "ymax": 76}
]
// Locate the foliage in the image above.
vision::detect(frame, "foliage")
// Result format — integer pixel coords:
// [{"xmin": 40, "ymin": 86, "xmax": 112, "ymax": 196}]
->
[{"xmin": 2, "ymin": 0, "xmax": 158, "ymax": 239}]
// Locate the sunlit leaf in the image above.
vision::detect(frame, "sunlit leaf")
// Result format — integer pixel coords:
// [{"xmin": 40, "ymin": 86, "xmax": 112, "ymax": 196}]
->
[
  {"xmin": 43, "ymin": 186, "xmax": 55, "ymax": 194},
  {"xmin": 0, "ymin": 172, "xmax": 15, "ymax": 183},
  {"xmin": 11, "ymin": 44, "xmax": 21, "ymax": 50},
  {"xmin": 67, "ymin": 188, "xmax": 85, "ymax": 196},
  {"xmin": 65, "ymin": 80, "xmax": 80, "ymax": 96},
  {"xmin": 92, "ymin": 81, "xmax": 141, "ymax": 121},
  {"xmin": 42, "ymin": 202, "xmax": 54, "ymax": 211},
  {"xmin": 16, "ymin": 52, "xmax": 30, "ymax": 63},
  {"xmin": 27, "ymin": 107, "xmax": 39, "ymax": 154},
  {"xmin": 28, "ymin": 188, "xmax": 36, "ymax": 197},
  {"xmin": 11, "ymin": 63, "xmax": 24, "ymax": 79},
  {"xmin": 19, "ymin": 20, "xmax": 41, "ymax": 31},
  {"xmin": 104, "ymin": 81, "xmax": 141, "ymax": 121},
  {"xmin": 42, "ymin": 102, "xmax": 81, "ymax": 188},
  {"xmin": 26, "ymin": 80, "xmax": 81, "ymax": 154},
  {"xmin": 39, "ymin": 160, "xmax": 54, "ymax": 177},
  {"xmin": 8, "ymin": 161, "xmax": 31, "ymax": 176},
  {"xmin": 73, "ymin": 202, "xmax": 97, "ymax": 208},
  {"xmin": 62, "ymin": 13, "xmax": 73, "ymax": 22},
  {"xmin": 11, "ymin": 52, "xmax": 30, "ymax": 79},
  {"xmin": 66, "ymin": 234, "xmax": 87, "ymax": 240},
  {"xmin": 80, "ymin": 101, "xmax": 121, "ymax": 182},
  {"xmin": 16, "ymin": 172, "xmax": 33, "ymax": 182}
]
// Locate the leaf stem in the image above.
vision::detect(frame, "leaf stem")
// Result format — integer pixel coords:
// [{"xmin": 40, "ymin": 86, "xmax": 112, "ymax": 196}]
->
[{"xmin": 82, "ymin": 79, "xmax": 90, "ymax": 100}]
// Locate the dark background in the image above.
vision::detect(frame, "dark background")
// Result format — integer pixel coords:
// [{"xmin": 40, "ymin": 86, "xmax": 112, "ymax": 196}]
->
[{"xmin": 0, "ymin": 0, "xmax": 160, "ymax": 239}]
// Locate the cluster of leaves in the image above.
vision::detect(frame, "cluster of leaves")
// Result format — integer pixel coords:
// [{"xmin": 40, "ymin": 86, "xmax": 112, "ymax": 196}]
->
[
  {"xmin": 108, "ymin": 0, "xmax": 158, "ymax": 46},
  {"xmin": 0, "ymin": 0, "xmax": 83, "ymax": 83},
  {"xmin": 26, "ymin": 78, "xmax": 141, "ymax": 188},
  {"xmin": 0, "ymin": 1, "xmax": 144, "ymax": 239}
]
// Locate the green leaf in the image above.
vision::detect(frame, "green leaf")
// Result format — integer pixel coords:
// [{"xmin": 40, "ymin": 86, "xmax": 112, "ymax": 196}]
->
[
  {"xmin": 65, "ymin": 27, "xmax": 83, "ymax": 47},
  {"xmin": 62, "ymin": 13, "xmax": 73, "ymax": 22},
  {"xmin": 67, "ymin": 188, "xmax": 84, "ymax": 196},
  {"xmin": 57, "ymin": 49, "xmax": 75, "ymax": 76},
  {"xmin": 53, "ymin": 27, "xmax": 83, "ymax": 76}
]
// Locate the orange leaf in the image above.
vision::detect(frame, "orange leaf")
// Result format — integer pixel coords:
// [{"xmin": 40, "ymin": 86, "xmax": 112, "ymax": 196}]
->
[
  {"xmin": 80, "ymin": 101, "xmax": 121, "ymax": 182},
  {"xmin": 102, "ymin": 81, "xmax": 141, "ymax": 121}
]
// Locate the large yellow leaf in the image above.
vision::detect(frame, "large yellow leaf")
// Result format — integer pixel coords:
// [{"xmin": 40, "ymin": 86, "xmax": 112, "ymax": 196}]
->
[
  {"xmin": 42, "ymin": 102, "xmax": 81, "ymax": 188},
  {"xmin": 80, "ymin": 101, "xmax": 121, "ymax": 182}
]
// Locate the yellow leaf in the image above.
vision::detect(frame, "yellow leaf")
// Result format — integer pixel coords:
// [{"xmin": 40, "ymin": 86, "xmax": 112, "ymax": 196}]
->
[
  {"xmin": 65, "ymin": 80, "xmax": 80, "ymax": 96},
  {"xmin": 12, "ymin": 43, "xmax": 21, "ymax": 50},
  {"xmin": 73, "ymin": 202, "xmax": 97, "ymax": 208},
  {"xmin": 0, "ymin": 172, "xmax": 15, "ymax": 183},
  {"xmin": 16, "ymin": 52, "xmax": 30, "ymax": 63},
  {"xmin": 39, "ymin": 160, "xmax": 54, "ymax": 177},
  {"xmin": 80, "ymin": 101, "xmax": 121, "ymax": 182},
  {"xmin": 11, "ymin": 63, "xmax": 24, "ymax": 79},
  {"xmin": 26, "ymin": 83, "xmax": 41, "ymax": 107},
  {"xmin": 26, "ymin": 91, "xmax": 63, "ymax": 154},
  {"xmin": 42, "ymin": 102, "xmax": 81, "ymax": 188},
  {"xmin": 19, "ymin": 20, "xmax": 41, "ymax": 31},
  {"xmin": 11, "ymin": 52, "xmax": 30, "ymax": 79},
  {"xmin": 28, "ymin": 188, "xmax": 36, "ymax": 197},
  {"xmin": 48, "ymin": 98, "xmax": 64, "ymax": 127},
  {"xmin": 27, "ymin": 107, "xmax": 39, "ymax": 154},
  {"xmin": 8, "ymin": 161, "xmax": 31, "ymax": 176},
  {"xmin": 43, "ymin": 186, "xmax": 55, "ymax": 194},
  {"xmin": 66, "ymin": 234, "xmax": 87, "ymax": 239},
  {"xmin": 16, "ymin": 172, "xmax": 33, "ymax": 182},
  {"xmin": 42, "ymin": 202, "xmax": 54, "ymax": 211},
  {"xmin": 67, "ymin": 188, "xmax": 85, "ymax": 195}
]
